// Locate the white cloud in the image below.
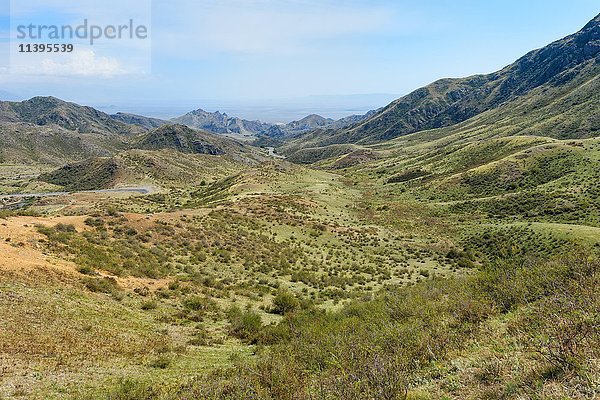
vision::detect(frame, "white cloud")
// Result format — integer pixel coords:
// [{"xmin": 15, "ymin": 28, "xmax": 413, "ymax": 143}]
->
[{"xmin": 14, "ymin": 49, "xmax": 128, "ymax": 77}]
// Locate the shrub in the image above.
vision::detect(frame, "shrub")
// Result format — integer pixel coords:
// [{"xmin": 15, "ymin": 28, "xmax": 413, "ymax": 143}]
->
[
  {"xmin": 180, "ymin": 295, "xmax": 218, "ymax": 321},
  {"xmin": 140, "ymin": 300, "xmax": 158, "ymax": 310},
  {"xmin": 148, "ymin": 355, "xmax": 171, "ymax": 369},
  {"xmin": 84, "ymin": 217, "xmax": 104, "ymax": 228},
  {"xmin": 183, "ymin": 295, "xmax": 216, "ymax": 312},
  {"xmin": 227, "ymin": 307, "xmax": 263, "ymax": 342},
  {"xmin": 514, "ymin": 256, "xmax": 599, "ymax": 373},
  {"xmin": 270, "ymin": 288, "xmax": 300, "ymax": 315},
  {"xmin": 77, "ymin": 265, "xmax": 95, "ymax": 275},
  {"xmin": 81, "ymin": 276, "xmax": 121, "ymax": 296},
  {"xmin": 188, "ymin": 326, "xmax": 211, "ymax": 346},
  {"xmin": 476, "ymin": 256, "xmax": 573, "ymax": 312},
  {"xmin": 55, "ymin": 223, "xmax": 76, "ymax": 233}
]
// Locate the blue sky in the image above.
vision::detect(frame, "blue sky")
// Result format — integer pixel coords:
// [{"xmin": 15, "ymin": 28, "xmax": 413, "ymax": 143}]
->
[{"xmin": 0, "ymin": 0, "xmax": 598, "ymax": 118}]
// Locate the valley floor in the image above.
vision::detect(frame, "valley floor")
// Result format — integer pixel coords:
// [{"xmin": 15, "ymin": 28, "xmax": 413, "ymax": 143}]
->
[{"xmin": 0, "ymin": 144, "xmax": 598, "ymax": 399}]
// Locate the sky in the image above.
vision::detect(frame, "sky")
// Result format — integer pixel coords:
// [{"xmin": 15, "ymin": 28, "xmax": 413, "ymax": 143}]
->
[{"xmin": 0, "ymin": 0, "xmax": 598, "ymax": 120}]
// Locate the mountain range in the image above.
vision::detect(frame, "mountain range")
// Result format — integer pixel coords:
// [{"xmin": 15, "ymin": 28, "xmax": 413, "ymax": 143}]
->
[
  {"xmin": 0, "ymin": 14, "xmax": 598, "ymax": 175},
  {"xmin": 0, "ymin": 96, "xmax": 141, "ymax": 136},
  {"xmin": 0, "ymin": 97, "xmax": 375, "ymax": 168},
  {"xmin": 0, "ymin": 97, "xmax": 265, "ymax": 167},
  {"xmin": 171, "ymin": 108, "xmax": 373, "ymax": 138},
  {"xmin": 282, "ymin": 13, "xmax": 600, "ymax": 158}
]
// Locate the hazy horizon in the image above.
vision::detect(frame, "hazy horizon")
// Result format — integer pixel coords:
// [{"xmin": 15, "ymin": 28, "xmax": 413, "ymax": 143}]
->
[
  {"xmin": 92, "ymin": 93, "xmax": 401, "ymax": 122},
  {"xmin": 0, "ymin": 92, "xmax": 400, "ymax": 122}
]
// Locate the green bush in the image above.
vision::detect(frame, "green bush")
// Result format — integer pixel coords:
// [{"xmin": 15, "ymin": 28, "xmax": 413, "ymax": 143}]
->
[
  {"xmin": 183, "ymin": 295, "xmax": 216, "ymax": 312},
  {"xmin": 95, "ymin": 253, "xmax": 599, "ymax": 399},
  {"xmin": 188, "ymin": 326, "xmax": 211, "ymax": 346},
  {"xmin": 81, "ymin": 276, "xmax": 120, "ymax": 295},
  {"xmin": 55, "ymin": 223, "xmax": 76, "ymax": 233},
  {"xmin": 513, "ymin": 256, "xmax": 599, "ymax": 373},
  {"xmin": 140, "ymin": 300, "xmax": 158, "ymax": 310},
  {"xmin": 227, "ymin": 306, "xmax": 262, "ymax": 343},
  {"xmin": 270, "ymin": 289, "xmax": 300, "ymax": 315},
  {"xmin": 148, "ymin": 355, "xmax": 171, "ymax": 369},
  {"xmin": 77, "ymin": 265, "xmax": 95, "ymax": 275}
]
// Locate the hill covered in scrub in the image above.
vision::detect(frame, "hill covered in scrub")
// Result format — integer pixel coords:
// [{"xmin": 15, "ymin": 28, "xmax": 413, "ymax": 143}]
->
[
  {"xmin": 38, "ymin": 148, "xmax": 257, "ymax": 192},
  {"xmin": 0, "ymin": 104, "xmax": 262, "ymax": 167},
  {"xmin": 38, "ymin": 123, "xmax": 267, "ymax": 192},
  {"xmin": 110, "ymin": 112, "xmax": 169, "ymax": 129},
  {"xmin": 0, "ymin": 122, "xmax": 128, "ymax": 165},
  {"xmin": 137, "ymin": 124, "xmax": 228, "ymax": 155},
  {"xmin": 283, "ymin": 13, "xmax": 600, "ymax": 153},
  {"xmin": 0, "ymin": 96, "xmax": 142, "ymax": 135},
  {"xmin": 0, "ymin": 97, "xmax": 139, "ymax": 165},
  {"xmin": 39, "ymin": 157, "xmax": 126, "ymax": 191},
  {"xmin": 135, "ymin": 124, "xmax": 266, "ymax": 165}
]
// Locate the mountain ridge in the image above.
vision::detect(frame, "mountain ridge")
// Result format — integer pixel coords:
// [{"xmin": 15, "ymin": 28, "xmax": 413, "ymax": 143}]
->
[
  {"xmin": 0, "ymin": 99, "xmax": 264, "ymax": 165},
  {"xmin": 0, "ymin": 96, "xmax": 142, "ymax": 136},
  {"xmin": 283, "ymin": 13, "xmax": 600, "ymax": 151},
  {"xmin": 110, "ymin": 112, "xmax": 169, "ymax": 129},
  {"xmin": 172, "ymin": 107, "xmax": 373, "ymax": 138}
]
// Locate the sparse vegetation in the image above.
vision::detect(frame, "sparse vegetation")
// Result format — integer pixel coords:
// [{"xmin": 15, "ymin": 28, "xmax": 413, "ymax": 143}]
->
[{"xmin": 0, "ymin": 12, "xmax": 599, "ymax": 400}]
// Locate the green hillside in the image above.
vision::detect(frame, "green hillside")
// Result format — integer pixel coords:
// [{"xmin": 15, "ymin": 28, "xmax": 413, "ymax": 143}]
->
[
  {"xmin": 0, "ymin": 122, "xmax": 128, "ymax": 166},
  {"xmin": 38, "ymin": 149, "xmax": 254, "ymax": 192},
  {"xmin": 283, "ymin": 13, "xmax": 600, "ymax": 153},
  {"xmin": 0, "ymin": 96, "xmax": 142, "ymax": 135}
]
